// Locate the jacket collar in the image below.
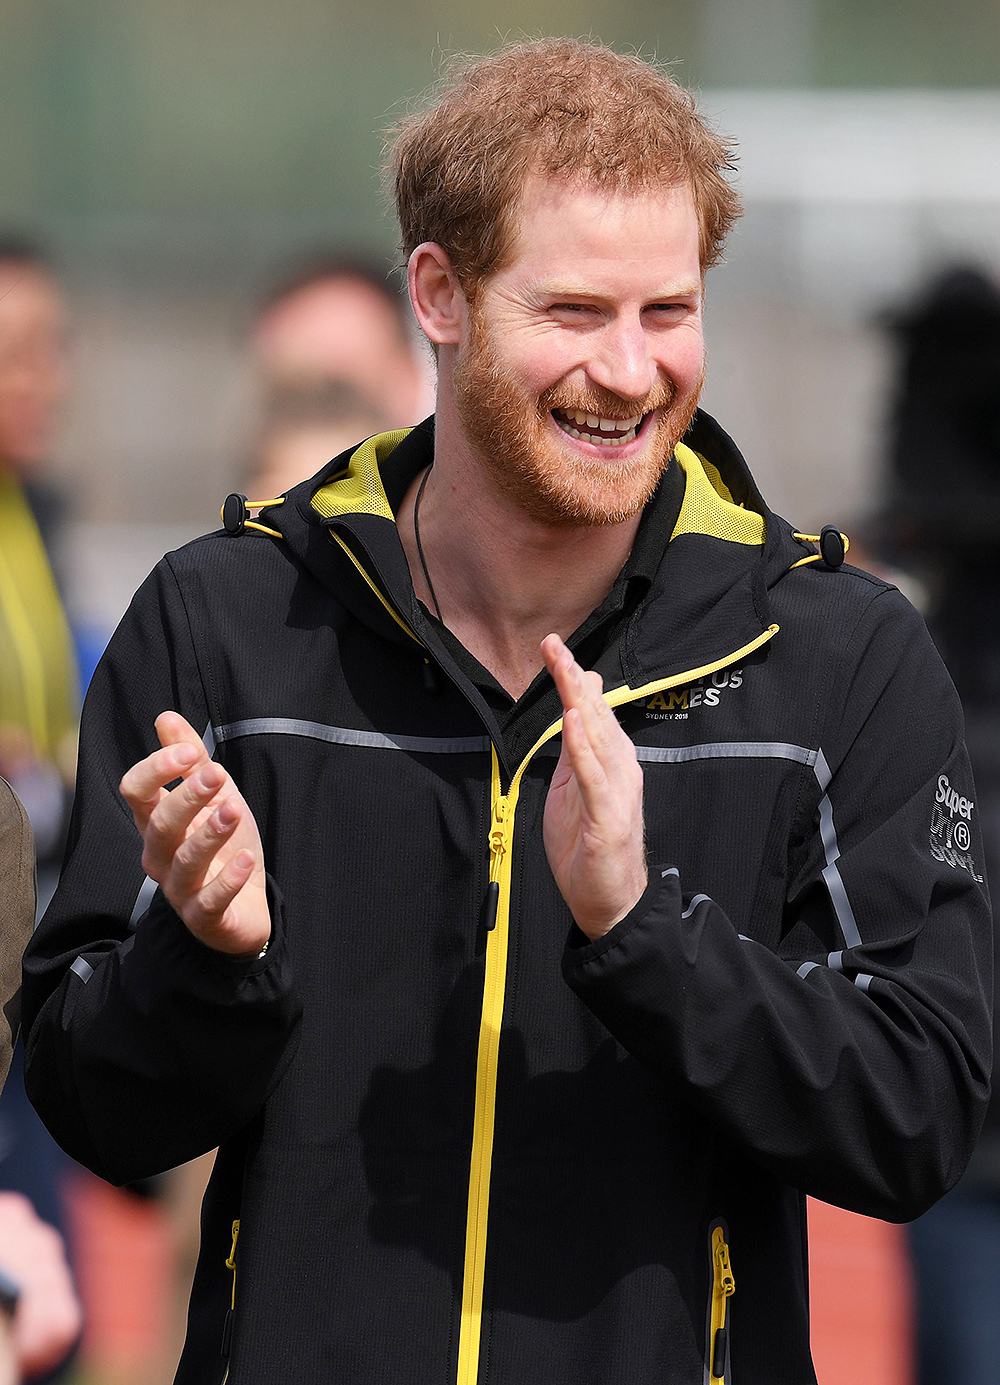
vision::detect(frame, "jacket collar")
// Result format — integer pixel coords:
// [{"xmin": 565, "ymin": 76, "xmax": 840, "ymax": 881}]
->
[{"xmin": 267, "ymin": 409, "xmax": 797, "ymax": 690}]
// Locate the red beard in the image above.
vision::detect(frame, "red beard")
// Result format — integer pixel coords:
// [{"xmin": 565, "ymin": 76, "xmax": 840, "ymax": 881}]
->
[{"xmin": 453, "ymin": 301, "xmax": 703, "ymax": 528}]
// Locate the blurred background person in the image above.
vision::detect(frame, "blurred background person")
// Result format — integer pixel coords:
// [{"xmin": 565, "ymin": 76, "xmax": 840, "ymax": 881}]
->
[
  {"xmin": 250, "ymin": 254, "xmax": 433, "ymax": 429},
  {"xmin": 0, "ymin": 238, "xmax": 77, "ymax": 887},
  {"xmin": 879, "ymin": 266, "xmax": 1000, "ymax": 1385},
  {"xmin": 247, "ymin": 379, "xmax": 389, "ymax": 499},
  {"xmin": 0, "ymin": 1193, "xmax": 81, "ymax": 1385},
  {"xmin": 0, "ymin": 237, "xmax": 80, "ymax": 1384}
]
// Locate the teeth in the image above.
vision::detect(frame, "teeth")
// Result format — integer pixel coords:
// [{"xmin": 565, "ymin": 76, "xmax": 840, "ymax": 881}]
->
[
  {"xmin": 554, "ymin": 414, "xmax": 639, "ymax": 446},
  {"xmin": 558, "ymin": 410, "xmax": 645, "ymax": 435}
]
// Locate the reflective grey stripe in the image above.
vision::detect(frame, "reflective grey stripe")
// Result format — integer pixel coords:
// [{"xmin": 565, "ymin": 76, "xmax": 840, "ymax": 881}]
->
[
  {"xmin": 821, "ymin": 864, "xmax": 862, "ymax": 949},
  {"xmin": 814, "ymin": 748, "xmax": 833, "ymax": 793},
  {"xmin": 634, "ymin": 740, "xmax": 818, "ymax": 767},
  {"xmin": 202, "ymin": 719, "xmax": 216, "ymax": 758},
  {"xmin": 854, "ymin": 972, "xmax": 874, "ymax": 993},
  {"xmin": 70, "ymin": 957, "xmax": 94, "ymax": 984},
  {"xmin": 797, "ymin": 960, "xmax": 820, "ymax": 978},
  {"xmin": 213, "ymin": 717, "xmax": 490, "ymax": 756},
  {"xmin": 813, "ymin": 750, "xmax": 863, "ymax": 949},
  {"xmin": 661, "ymin": 867, "xmax": 680, "ymax": 879},
  {"xmin": 817, "ymin": 795, "xmax": 840, "ymax": 867},
  {"xmin": 681, "ymin": 893, "xmax": 711, "ymax": 919},
  {"xmin": 828, "ymin": 950, "xmax": 844, "ymax": 972},
  {"xmin": 128, "ymin": 874, "xmax": 158, "ymax": 929}
]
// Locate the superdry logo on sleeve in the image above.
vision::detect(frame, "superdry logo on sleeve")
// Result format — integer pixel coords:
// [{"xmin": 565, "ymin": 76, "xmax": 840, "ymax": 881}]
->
[{"xmin": 930, "ymin": 774, "xmax": 983, "ymax": 881}]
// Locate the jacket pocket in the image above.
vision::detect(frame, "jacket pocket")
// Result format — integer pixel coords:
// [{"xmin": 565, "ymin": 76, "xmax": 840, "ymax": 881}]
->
[{"xmin": 706, "ymin": 1219, "xmax": 735, "ymax": 1384}]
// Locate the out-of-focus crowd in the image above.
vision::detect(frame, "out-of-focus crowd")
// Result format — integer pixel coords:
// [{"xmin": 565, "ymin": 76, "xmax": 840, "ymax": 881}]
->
[{"xmin": 0, "ymin": 232, "xmax": 996, "ymax": 1385}]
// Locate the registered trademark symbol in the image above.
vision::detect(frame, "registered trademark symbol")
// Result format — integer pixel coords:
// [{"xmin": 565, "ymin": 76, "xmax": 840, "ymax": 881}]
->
[{"xmin": 954, "ymin": 821, "xmax": 971, "ymax": 852}]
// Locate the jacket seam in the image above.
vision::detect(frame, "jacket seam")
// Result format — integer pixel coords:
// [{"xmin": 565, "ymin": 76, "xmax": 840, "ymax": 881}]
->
[{"xmin": 163, "ymin": 553, "xmax": 223, "ymax": 753}]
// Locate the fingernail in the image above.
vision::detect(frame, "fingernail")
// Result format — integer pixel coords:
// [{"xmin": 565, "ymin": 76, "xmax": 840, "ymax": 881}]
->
[
  {"xmin": 196, "ymin": 765, "xmax": 219, "ymax": 791},
  {"xmin": 175, "ymin": 745, "xmax": 197, "ymax": 766}
]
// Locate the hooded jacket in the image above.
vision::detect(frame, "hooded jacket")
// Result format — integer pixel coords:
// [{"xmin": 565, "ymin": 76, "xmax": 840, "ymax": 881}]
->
[{"xmin": 22, "ymin": 412, "xmax": 992, "ymax": 1385}]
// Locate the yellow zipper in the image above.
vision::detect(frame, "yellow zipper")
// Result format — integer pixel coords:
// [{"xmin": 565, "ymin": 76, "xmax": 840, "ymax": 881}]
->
[
  {"xmin": 457, "ymin": 748, "xmax": 518, "ymax": 1385},
  {"xmin": 454, "ymin": 624, "xmax": 778, "ymax": 1385},
  {"xmin": 329, "ymin": 530, "xmax": 423, "ymax": 644},
  {"xmin": 708, "ymin": 1223, "xmax": 736, "ymax": 1383}
]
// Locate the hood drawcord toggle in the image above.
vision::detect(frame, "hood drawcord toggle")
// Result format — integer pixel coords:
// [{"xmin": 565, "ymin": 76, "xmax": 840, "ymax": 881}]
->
[
  {"xmin": 790, "ymin": 525, "xmax": 848, "ymax": 571},
  {"xmin": 221, "ymin": 493, "xmax": 284, "ymax": 539}
]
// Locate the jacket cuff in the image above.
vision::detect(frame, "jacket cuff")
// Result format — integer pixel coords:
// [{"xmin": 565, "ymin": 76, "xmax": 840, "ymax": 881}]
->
[
  {"xmin": 133, "ymin": 875, "xmax": 287, "ymax": 984},
  {"xmin": 563, "ymin": 867, "xmax": 676, "ymax": 967}
]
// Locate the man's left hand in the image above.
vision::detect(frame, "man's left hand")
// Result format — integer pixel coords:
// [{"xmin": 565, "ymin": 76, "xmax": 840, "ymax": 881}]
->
[{"xmin": 541, "ymin": 634, "xmax": 648, "ymax": 940}]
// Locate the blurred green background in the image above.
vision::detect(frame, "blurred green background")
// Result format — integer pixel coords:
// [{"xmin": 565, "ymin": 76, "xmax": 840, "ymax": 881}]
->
[{"xmin": 4, "ymin": 0, "xmax": 1000, "ymax": 275}]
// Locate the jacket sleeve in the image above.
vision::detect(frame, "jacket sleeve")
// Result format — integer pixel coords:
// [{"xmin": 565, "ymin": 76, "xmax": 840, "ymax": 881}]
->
[
  {"xmin": 563, "ymin": 585, "xmax": 992, "ymax": 1221},
  {"xmin": 21, "ymin": 556, "xmax": 303, "ymax": 1186}
]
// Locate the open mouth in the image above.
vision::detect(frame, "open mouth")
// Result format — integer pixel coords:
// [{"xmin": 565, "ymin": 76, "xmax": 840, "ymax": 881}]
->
[{"xmin": 551, "ymin": 408, "xmax": 650, "ymax": 447}]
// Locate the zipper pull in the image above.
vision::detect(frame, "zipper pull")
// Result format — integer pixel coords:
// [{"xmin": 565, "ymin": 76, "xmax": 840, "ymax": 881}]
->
[
  {"xmin": 710, "ymin": 1233, "xmax": 735, "ymax": 1380},
  {"xmin": 479, "ymin": 796, "xmax": 508, "ymax": 938},
  {"xmin": 479, "ymin": 880, "xmax": 499, "ymax": 932},
  {"xmin": 714, "ymin": 1237, "xmax": 735, "ymax": 1298},
  {"xmin": 222, "ymin": 1219, "xmax": 240, "ymax": 1358},
  {"xmin": 489, "ymin": 797, "xmax": 509, "ymax": 876}
]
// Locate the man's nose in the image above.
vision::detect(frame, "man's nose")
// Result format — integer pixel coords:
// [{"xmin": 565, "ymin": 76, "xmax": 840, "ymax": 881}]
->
[{"xmin": 587, "ymin": 316, "xmax": 658, "ymax": 402}]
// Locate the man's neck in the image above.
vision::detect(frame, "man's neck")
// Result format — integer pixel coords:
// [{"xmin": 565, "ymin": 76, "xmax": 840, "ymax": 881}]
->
[{"xmin": 397, "ymin": 403, "xmax": 642, "ymax": 700}]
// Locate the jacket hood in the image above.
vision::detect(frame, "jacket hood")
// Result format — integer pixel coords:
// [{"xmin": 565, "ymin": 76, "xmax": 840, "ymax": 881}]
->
[{"xmin": 255, "ymin": 410, "xmax": 820, "ymax": 688}]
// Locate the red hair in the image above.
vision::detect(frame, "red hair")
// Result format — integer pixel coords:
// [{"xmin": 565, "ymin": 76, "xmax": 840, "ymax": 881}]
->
[{"xmin": 389, "ymin": 37, "xmax": 741, "ymax": 294}]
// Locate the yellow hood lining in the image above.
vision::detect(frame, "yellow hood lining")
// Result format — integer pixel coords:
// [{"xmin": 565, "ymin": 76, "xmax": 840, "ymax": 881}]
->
[
  {"xmin": 310, "ymin": 428, "xmax": 413, "ymax": 522},
  {"xmin": 671, "ymin": 443, "xmax": 765, "ymax": 547},
  {"xmin": 310, "ymin": 430, "xmax": 764, "ymax": 550}
]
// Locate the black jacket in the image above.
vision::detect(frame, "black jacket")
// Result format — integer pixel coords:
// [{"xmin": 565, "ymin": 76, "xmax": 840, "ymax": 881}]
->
[{"xmin": 23, "ymin": 413, "xmax": 992, "ymax": 1385}]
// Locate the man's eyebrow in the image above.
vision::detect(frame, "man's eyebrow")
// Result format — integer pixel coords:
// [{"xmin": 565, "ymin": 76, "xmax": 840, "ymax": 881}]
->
[{"xmin": 535, "ymin": 282, "xmax": 703, "ymax": 302}]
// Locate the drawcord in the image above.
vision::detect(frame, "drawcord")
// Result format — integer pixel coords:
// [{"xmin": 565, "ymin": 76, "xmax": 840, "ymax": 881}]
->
[
  {"xmin": 221, "ymin": 494, "xmax": 285, "ymax": 539},
  {"xmin": 413, "ymin": 466, "xmax": 444, "ymax": 693},
  {"xmin": 412, "ymin": 465, "xmax": 444, "ymax": 623},
  {"xmin": 790, "ymin": 526, "xmax": 849, "ymax": 570}
]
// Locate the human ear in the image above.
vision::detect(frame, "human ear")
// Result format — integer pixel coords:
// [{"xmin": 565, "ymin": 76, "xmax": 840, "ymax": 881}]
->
[{"xmin": 408, "ymin": 243, "xmax": 465, "ymax": 346}]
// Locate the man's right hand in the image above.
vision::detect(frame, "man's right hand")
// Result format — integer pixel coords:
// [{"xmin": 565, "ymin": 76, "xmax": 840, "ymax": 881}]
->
[{"xmin": 119, "ymin": 711, "xmax": 270, "ymax": 957}]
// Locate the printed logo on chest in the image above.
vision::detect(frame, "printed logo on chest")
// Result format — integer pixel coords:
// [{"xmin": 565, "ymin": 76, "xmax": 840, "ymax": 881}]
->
[{"xmin": 643, "ymin": 668, "xmax": 743, "ymax": 721}]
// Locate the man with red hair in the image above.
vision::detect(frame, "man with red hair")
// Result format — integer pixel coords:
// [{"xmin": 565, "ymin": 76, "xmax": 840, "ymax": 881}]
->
[{"xmin": 24, "ymin": 39, "xmax": 990, "ymax": 1385}]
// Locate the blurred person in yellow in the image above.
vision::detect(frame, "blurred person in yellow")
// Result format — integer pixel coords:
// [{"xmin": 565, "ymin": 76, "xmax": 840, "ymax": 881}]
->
[
  {"xmin": 0, "ymin": 238, "xmax": 80, "ymax": 1385},
  {"xmin": 0, "ymin": 238, "xmax": 78, "ymax": 877},
  {"xmin": 22, "ymin": 40, "xmax": 992, "ymax": 1385}
]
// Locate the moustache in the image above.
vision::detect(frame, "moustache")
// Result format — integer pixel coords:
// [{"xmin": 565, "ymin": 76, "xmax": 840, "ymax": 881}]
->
[{"xmin": 538, "ymin": 378, "xmax": 678, "ymax": 422}]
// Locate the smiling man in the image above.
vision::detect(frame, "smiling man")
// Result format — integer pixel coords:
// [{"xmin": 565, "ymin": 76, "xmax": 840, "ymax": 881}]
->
[{"xmin": 22, "ymin": 38, "xmax": 991, "ymax": 1385}]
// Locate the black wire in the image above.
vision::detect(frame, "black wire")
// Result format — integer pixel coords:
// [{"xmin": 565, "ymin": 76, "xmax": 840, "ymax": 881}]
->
[{"xmin": 413, "ymin": 464, "xmax": 444, "ymax": 624}]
